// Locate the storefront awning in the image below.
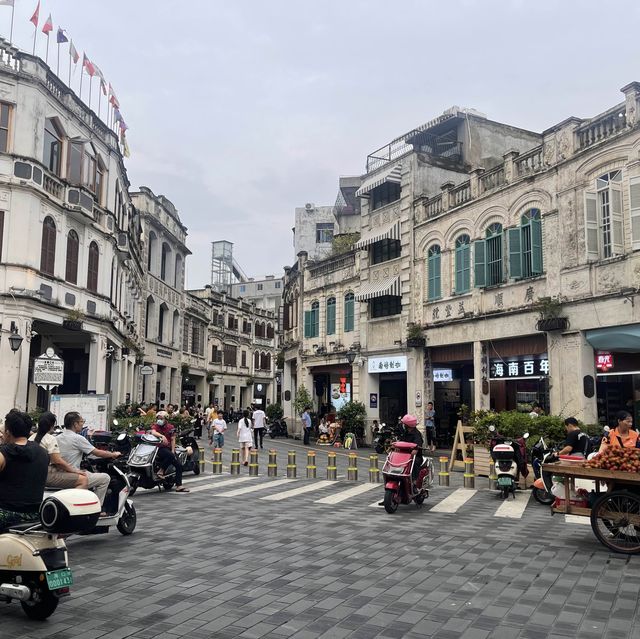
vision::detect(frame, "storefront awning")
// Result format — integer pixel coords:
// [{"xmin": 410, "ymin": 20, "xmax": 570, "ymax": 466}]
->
[
  {"xmin": 355, "ymin": 164, "xmax": 402, "ymax": 197},
  {"xmin": 585, "ymin": 324, "xmax": 640, "ymax": 353},
  {"xmin": 354, "ymin": 219, "xmax": 401, "ymax": 249},
  {"xmin": 355, "ymin": 276, "xmax": 401, "ymax": 301}
]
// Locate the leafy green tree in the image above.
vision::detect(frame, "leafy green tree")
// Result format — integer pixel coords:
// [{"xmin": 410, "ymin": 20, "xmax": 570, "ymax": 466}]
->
[
  {"xmin": 293, "ymin": 385, "xmax": 313, "ymax": 416},
  {"xmin": 265, "ymin": 403, "xmax": 284, "ymax": 420},
  {"xmin": 337, "ymin": 401, "xmax": 367, "ymax": 439}
]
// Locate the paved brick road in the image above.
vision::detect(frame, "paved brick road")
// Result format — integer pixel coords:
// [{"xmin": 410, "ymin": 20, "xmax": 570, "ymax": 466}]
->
[{"xmin": 3, "ymin": 433, "xmax": 640, "ymax": 638}]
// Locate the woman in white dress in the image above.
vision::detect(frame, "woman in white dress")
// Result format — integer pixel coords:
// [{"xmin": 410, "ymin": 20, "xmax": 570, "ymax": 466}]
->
[{"xmin": 237, "ymin": 410, "xmax": 253, "ymax": 466}]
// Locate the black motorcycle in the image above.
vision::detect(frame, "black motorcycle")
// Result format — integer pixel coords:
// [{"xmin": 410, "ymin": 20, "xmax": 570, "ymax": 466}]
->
[
  {"xmin": 267, "ymin": 417, "xmax": 288, "ymax": 439},
  {"xmin": 374, "ymin": 422, "xmax": 400, "ymax": 454},
  {"xmin": 530, "ymin": 436, "xmax": 555, "ymax": 505}
]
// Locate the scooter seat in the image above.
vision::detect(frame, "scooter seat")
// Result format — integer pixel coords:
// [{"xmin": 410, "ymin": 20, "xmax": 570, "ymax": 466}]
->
[{"xmin": 392, "ymin": 441, "xmax": 418, "ymax": 452}]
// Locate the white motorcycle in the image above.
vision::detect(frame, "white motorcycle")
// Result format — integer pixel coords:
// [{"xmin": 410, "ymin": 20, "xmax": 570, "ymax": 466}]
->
[
  {"xmin": 489, "ymin": 425, "xmax": 529, "ymax": 499},
  {"xmin": 0, "ymin": 489, "xmax": 101, "ymax": 619}
]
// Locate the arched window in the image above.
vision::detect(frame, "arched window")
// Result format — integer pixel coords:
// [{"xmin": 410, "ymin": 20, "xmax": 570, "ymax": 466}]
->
[
  {"xmin": 87, "ymin": 241, "xmax": 99, "ymax": 292},
  {"xmin": 65, "ymin": 230, "xmax": 79, "ymax": 284},
  {"xmin": 43, "ymin": 118, "xmax": 62, "ymax": 175},
  {"xmin": 266, "ymin": 323, "xmax": 274, "ymax": 339},
  {"xmin": 509, "ymin": 209, "xmax": 543, "ymax": 280},
  {"xmin": 172, "ymin": 310, "xmax": 180, "ymax": 346},
  {"xmin": 344, "ymin": 292, "xmax": 354, "ymax": 332},
  {"xmin": 158, "ymin": 303, "xmax": 168, "ymax": 343},
  {"xmin": 40, "ymin": 216, "xmax": 56, "ymax": 275},
  {"xmin": 454, "ymin": 234, "xmax": 470, "ymax": 294},
  {"xmin": 427, "ymin": 245, "xmax": 441, "ymax": 301},
  {"xmin": 304, "ymin": 301, "xmax": 319, "ymax": 338},
  {"xmin": 254, "ymin": 351, "xmax": 260, "ymax": 370},
  {"xmin": 174, "ymin": 254, "xmax": 183, "ymax": 288},
  {"xmin": 265, "ymin": 353, "xmax": 271, "ymax": 370},
  {"xmin": 147, "ymin": 231, "xmax": 157, "ymax": 272},
  {"xmin": 145, "ymin": 296, "xmax": 155, "ymax": 339},
  {"xmin": 160, "ymin": 242, "xmax": 171, "ymax": 283},
  {"xmin": 586, "ymin": 171, "xmax": 623, "ymax": 260},
  {"xmin": 326, "ymin": 297, "xmax": 336, "ymax": 335},
  {"xmin": 475, "ymin": 223, "xmax": 503, "ymax": 288},
  {"xmin": 82, "ymin": 144, "xmax": 97, "ymax": 192}
]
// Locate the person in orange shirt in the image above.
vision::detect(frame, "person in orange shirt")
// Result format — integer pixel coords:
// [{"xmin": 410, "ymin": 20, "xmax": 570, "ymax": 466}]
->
[{"xmin": 599, "ymin": 411, "xmax": 639, "ymax": 453}]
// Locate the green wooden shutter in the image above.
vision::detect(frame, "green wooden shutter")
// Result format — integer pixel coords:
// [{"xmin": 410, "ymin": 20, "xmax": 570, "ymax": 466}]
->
[
  {"xmin": 326, "ymin": 300, "xmax": 336, "ymax": 335},
  {"xmin": 474, "ymin": 239, "xmax": 486, "ymax": 288},
  {"xmin": 455, "ymin": 245, "xmax": 464, "ymax": 293},
  {"xmin": 508, "ymin": 227, "xmax": 522, "ymax": 280},
  {"xmin": 311, "ymin": 307, "xmax": 319, "ymax": 337},
  {"xmin": 585, "ymin": 192, "xmax": 599, "ymax": 261},
  {"xmin": 630, "ymin": 177, "xmax": 640, "ymax": 251},
  {"xmin": 433, "ymin": 250, "xmax": 441, "ymax": 299},
  {"xmin": 611, "ymin": 185, "xmax": 624, "ymax": 255},
  {"xmin": 344, "ymin": 296, "xmax": 354, "ymax": 332},
  {"xmin": 304, "ymin": 310, "xmax": 311, "ymax": 338},
  {"xmin": 531, "ymin": 218, "xmax": 543, "ymax": 275}
]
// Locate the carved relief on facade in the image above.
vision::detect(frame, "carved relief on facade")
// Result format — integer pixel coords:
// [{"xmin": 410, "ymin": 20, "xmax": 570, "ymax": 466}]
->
[
  {"xmin": 543, "ymin": 138, "xmax": 556, "ymax": 166},
  {"xmin": 597, "ymin": 266, "xmax": 621, "ymax": 292},
  {"xmin": 0, "ymin": 190, "xmax": 9, "ymax": 202},
  {"xmin": 557, "ymin": 131, "xmax": 570, "ymax": 161},
  {"xmin": 413, "ymin": 268, "xmax": 423, "ymax": 323}
]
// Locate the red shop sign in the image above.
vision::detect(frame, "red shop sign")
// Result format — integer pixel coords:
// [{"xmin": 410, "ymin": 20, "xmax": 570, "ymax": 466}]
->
[{"xmin": 596, "ymin": 351, "xmax": 614, "ymax": 372}]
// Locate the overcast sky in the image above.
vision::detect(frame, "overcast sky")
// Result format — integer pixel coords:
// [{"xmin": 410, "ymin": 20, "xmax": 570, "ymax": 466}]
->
[{"xmin": 7, "ymin": 1, "xmax": 640, "ymax": 286}]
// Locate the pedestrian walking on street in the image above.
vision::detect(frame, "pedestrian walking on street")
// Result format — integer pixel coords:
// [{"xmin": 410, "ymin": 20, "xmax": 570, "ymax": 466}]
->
[
  {"xmin": 425, "ymin": 401, "xmax": 436, "ymax": 452},
  {"xmin": 252, "ymin": 404, "xmax": 266, "ymax": 449},
  {"xmin": 302, "ymin": 406, "xmax": 312, "ymax": 445},
  {"xmin": 237, "ymin": 410, "xmax": 253, "ymax": 466}
]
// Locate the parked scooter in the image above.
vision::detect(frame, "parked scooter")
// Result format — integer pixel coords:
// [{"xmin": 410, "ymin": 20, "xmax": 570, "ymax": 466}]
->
[
  {"xmin": 530, "ymin": 436, "xmax": 555, "ymax": 505},
  {"xmin": 176, "ymin": 426, "xmax": 200, "ymax": 476},
  {"xmin": 267, "ymin": 417, "xmax": 288, "ymax": 439},
  {"xmin": 489, "ymin": 425, "xmax": 529, "ymax": 499},
  {"xmin": 381, "ymin": 441, "xmax": 434, "ymax": 513},
  {"xmin": 374, "ymin": 422, "xmax": 400, "ymax": 454},
  {"xmin": 0, "ymin": 489, "xmax": 101, "ymax": 619}
]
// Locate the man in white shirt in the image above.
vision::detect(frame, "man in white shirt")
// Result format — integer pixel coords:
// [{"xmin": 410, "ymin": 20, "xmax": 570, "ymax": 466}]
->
[
  {"xmin": 252, "ymin": 405, "xmax": 266, "ymax": 450},
  {"xmin": 57, "ymin": 411, "xmax": 120, "ymax": 507}
]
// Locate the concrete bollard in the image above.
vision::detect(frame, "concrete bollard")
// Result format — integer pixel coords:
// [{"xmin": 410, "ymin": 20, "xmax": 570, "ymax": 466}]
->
[
  {"xmin": 230, "ymin": 449, "xmax": 241, "ymax": 476},
  {"xmin": 198, "ymin": 447, "xmax": 205, "ymax": 474},
  {"xmin": 267, "ymin": 449, "xmax": 278, "ymax": 477},
  {"xmin": 438, "ymin": 456, "xmax": 450, "ymax": 487},
  {"xmin": 347, "ymin": 453, "xmax": 358, "ymax": 481},
  {"xmin": 249, "ymin": 449, "xmax": 259, "ymax": 476},
  {"xmin": 327, "ymin": 451, "xmax": 337, "ymax": 480},
  {"xmin": 463, "ymin": 457, "xmax": 475, "ymax": 489},
  {"xmin": 306, "ymin": 451, "xmax": 317, "ymax": 478},
  {"xmin": 287, "ymin": 450, "xmax": 297, "ymax": 478},
  {"xmin": 369, "ymin": 454, "xmax": 380, "ymax": 483},
  {"xmin": 489, "ymin": 472, "xmax": 498, "ymax": 491},
  {"xmin": 212, "ymin": 448, "xmax": 223, "ymax": 474}
]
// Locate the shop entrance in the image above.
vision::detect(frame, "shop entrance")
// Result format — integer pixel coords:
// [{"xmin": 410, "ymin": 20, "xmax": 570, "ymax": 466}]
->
[{"xmin": 379, "ymin": 374, "xmax": 407, "ymax": 426}]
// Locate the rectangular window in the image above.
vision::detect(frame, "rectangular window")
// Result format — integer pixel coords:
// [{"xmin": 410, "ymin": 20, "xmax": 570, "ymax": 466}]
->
[
  {"xmin": 630, "ymin": 176, "xmax": 640, "ymax": 250},
  {"xmin": 316, "ymin": 222, "xmax": 334, "ymax": 243},
  {"xmin": 455, "ymin": 243, "xmax": 470, "ymax": 294},
  {"xmin": 182, "ymin": 318, "xmax": 189, "ymax": 352},
  {"xmin": 257, "ymin": 283, "xmax": 263, "ymax": 291},
  {"xmin": 486, "ymin": 235, "xmax": 503, "ymax": 286},
  {"xmin": 224, "ymin": 344, "xmax": 237, "ymax": 366},
  {"xmin": 371, "ymin": 182, "xmax": 401, "ymax": 210},
  {"xmin": 344, "ymin": 295, "xmax": 354, "ymax": 332},
  {"xmin": 227, "ymin": 314, "xmax": 235, "ymax": 330},
  {"xmin": 304, "ymin": 306, "xmax": 320, "ymax": 338},
  {"xmin": 0, "ymin": 103, "xmax": 11, "ymax": 153},
  {"xmin": 371, "ymin": 295, "xmax": 401, "ymax": 318},
  {"xmin": 371, "ymin": 239, "xmax": 401, "ymax": 265},
  {"xmin": 326, "ymin": 300, "xmax": 336, "ymax": 335},
  {"xmin": 239, "ymin": 285, "xmax": 246, "ymax": 293},
  {"xmin": 0, "ymin": 211, "xmax": 5, "ymax": 263},
  {"xmin": 275, "ymin": 281, "xmax": 281, "ymax": 289},
  {"xmin": 241, "ymin": 351, "xmax": 247, "ymax": 367},
  {"xmin": 68, "ymin": 142, "xmax": 83, "ymax": 185},
  {"xmin": 211, "ymin": 345, "xmax": 222, "ymax": 363},
  {"xmin": 43, "ymin": 118, "xmax": 61, "ymax": 174},
  {"xmin": 191, "ymin": 323, "xmax": 199, "ymax": 355}
]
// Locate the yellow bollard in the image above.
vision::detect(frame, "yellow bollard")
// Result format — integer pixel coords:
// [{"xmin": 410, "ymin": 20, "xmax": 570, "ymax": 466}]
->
[
  {"xmin": 230, "ymin": 449, "xmax": 241, "ymax": 476},
  {"xmin": 267, "ymin": 448, "xmax": 278, "ymax": 477},
  {"xmin": 212, "ymin": 448, "xmax": 223, "ymax": 474},
  {"xmin": 327, "ymin": 451, "xmax": 337, "ymax": 480},
  {"xmin": 306, "ymin": 451, "xmax": 316, "ymax": 478},
  {"xmin": 198, "ymin": 447, "xmax": 205, "ymax": 474},
  {"xmin": 438, "ymin": 455, "xmax": 449, "ymax": 487},
  {"xmin": 369, "ymin": 454, "xmax": 380, "ymax": 483},
  {"xmin": 347, "ymin": 453, "xmax": 358, "ymax": 481},
  {"xmin": 249, "ymin": 449, "xmax": 259, "ymax": 476},
  {"xmin": 463, "ymin": 458, "xmax": 475, "ymax": 489},
  {"xmin": 287, "ymin": 450, "xmax": 297, "ymax": 478}
]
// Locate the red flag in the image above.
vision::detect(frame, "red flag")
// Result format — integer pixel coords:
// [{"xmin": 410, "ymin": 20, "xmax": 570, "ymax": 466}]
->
[
  {"xmin": 82, "ymin": 53, "xmax": 95, "ymax": 77},
  {"xmin": 42, "ymin": 13, "xmax": 53, "ymax": 35},
  {"xmin": 29, "ymin": 0, "xmax": 40, "ymax": 27},
  {"xmin": 109, "ymin": 86, "xmax": 119, "ymax": 108}
]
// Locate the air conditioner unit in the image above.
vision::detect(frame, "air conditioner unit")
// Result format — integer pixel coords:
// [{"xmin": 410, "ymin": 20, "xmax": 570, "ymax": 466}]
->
[{"xmin": 305, "ymin": 203, "xmax": 314, "ymax": 211}]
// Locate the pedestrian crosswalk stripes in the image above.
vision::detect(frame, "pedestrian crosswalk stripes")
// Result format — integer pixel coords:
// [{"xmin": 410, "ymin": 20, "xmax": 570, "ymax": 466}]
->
[
  {"xmin": 261, "ymin": 480, "xmax": 337, "ymax": 501},
  {"xmin": 429, "ymin": 488, "xmax": 477, "ymax": 513},
  {"xmin": 176, "ymin": 476, "xmax": 256, "ymax": 494},
  {"xmin": 213, "ymin": 479, "xmax": 298, "ymax": 497},
  {"xmin": 494, "ymin": 490, "xmax": 532, "ymax": 518},
  {"xmin": 314, "ymin": 482, "xmax": 379, "ymax": 504}
]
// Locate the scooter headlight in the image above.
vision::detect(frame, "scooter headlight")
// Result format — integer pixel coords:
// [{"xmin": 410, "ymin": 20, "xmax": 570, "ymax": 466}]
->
[
  {"xmin": 387, "ymin": 465, "xmax": 405, "ymax": 474},
  {"xmin": 130, "ymin": 453, "xmax": 152, "ymax": 464}
]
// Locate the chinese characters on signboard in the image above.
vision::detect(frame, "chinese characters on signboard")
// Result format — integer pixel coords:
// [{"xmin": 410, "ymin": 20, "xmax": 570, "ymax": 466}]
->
[
  {"xmin": 595, "ymin": 352, "xmax": 614, "ymax": 372},
  {"xmin": 433, "ymin": 368, "xmax": 453, "ymax": 382},
  {"xmin": 490, "ymin": 356, "xmax": 549, "ymax": 379},
  {"xmin": 367, "ymin": 355, "xmax": 408, "ymax": 374}
]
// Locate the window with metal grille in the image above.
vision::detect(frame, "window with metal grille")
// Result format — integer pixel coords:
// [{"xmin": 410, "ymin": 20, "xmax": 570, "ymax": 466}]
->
[
  {"xmin": 427, "ymin": 245, "xmax": 441, "ymax": 300},
  {"xmin": 371, "ymin": 238, "xmax": 401, "ymax": 264},
  {"xmin": 371, "ymin": 182, "xmax": 400, "ymax": 210},
  {"xmin": 371, "ymin": 295, "xmax": 401, "ymax": 318},
  {"xmin": 474, "ymin": 223, "xmax": 503, "ymax": 287}
]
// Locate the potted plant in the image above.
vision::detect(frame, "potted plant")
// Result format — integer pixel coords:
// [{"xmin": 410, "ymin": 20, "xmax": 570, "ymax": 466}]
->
[
  {"xmin": 63, "ymin": 308, "xmax": 85, "ymax": 331},
  {"xmin": 245, "ymin": 377, "xmax": 255, "ymax": 387},
  {"xmin": 206, "ymin": 370, "xmax": 216, "ymax": 383},
  {"xmin": 406, "ymin": 322, "xmax": 426, "ymax": 348},
  {"xmin": 535, "ymin": 296, "xmax": 569, "ymax": 332}
]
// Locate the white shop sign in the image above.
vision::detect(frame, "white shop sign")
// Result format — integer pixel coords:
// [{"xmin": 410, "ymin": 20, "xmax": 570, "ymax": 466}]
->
[
  {"xmin": 368, "ymin": 355, "xmax": 407, "ymax": 374},
  {"xmin": 33, "ymin": 349, "xmax": 64, "ymax": 389},
  {"xmin": 433, "ymin": 368, "xmax": 453, "ymax": 382}
]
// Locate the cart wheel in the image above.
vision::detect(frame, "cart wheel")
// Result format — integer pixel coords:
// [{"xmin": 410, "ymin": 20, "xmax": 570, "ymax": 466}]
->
[{"xmin": 590, "ymin": 490, "xmax": 640, "ymax": 554}]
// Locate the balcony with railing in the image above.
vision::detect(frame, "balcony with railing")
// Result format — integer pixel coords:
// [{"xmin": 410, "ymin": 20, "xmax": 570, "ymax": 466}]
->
[
  {"xmin": 514, "ymin": 146, "xmax": 543, "ymax": 177},
  {"xmin": 577, "ymin": 103, "xmax": 627, "ymax": 150}
]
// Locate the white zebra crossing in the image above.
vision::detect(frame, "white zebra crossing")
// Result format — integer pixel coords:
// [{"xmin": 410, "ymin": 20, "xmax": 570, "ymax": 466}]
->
[
  {"xmin": 212, "ymin": 479, "xmax": 298, "ymax": 497},
  {"xmin": 429, "ymin": 488, "xmax": 477, "ymax": 513},
  {"xmin": 315, "ymin": 482, "xmax": 379, "ymax": 504},
  {"xmin": 494, "ymin": 490, "xmax": 532, "ymax": 518},
  {"xmin": 261, "ymin": 480, "xmax": 336, "ymax": 501}
]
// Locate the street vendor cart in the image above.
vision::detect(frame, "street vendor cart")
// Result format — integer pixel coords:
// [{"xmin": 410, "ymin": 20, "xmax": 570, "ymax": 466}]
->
[{"xmin": 542, "ymin": 460, "xmax": 640, "ymax": 554}]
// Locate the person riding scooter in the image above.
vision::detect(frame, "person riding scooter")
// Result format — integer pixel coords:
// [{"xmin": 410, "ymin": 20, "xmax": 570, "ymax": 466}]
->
[
  {"xmin": 397, "ymin": 414, "xmax": 424, "ymax": 490},
  {"xmin": 151, "ymin": 411, "xmax": 189, "ymax": 493}
]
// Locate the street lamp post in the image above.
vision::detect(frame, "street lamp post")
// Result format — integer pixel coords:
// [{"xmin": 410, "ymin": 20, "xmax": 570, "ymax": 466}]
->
[{"xmin": 345, "ymin": 350, "xmax": 357, "ymax": 402}]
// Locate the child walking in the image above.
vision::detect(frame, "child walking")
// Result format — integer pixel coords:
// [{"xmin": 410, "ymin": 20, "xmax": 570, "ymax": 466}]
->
[{"xmin": 237, "ymin": 410, "xmax": 253, "ymax": 466}]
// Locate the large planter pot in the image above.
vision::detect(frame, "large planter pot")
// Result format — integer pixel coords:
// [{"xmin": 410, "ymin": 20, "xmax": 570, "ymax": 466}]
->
[
  {"xmin": 536, "ymin": 317, "xmax": 569, "ymax": 332},
  {"xmin": 62, "ymin": 319, "xmax": 83, "ymax": 331},
  {"xmin": 406, "ymin": 337, "xmax": 426, "ymax": 348}
]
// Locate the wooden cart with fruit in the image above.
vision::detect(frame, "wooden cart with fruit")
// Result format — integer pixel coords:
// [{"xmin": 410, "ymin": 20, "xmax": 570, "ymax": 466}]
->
[{"xmin": 543, "ymin": 447, "xmax": 640, "ymax": 554}]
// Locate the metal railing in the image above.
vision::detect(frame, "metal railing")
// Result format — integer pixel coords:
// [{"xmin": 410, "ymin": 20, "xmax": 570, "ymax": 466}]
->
[{"xmin": 577, "ymin": 103, "xmax": 627, "ymax": 150}]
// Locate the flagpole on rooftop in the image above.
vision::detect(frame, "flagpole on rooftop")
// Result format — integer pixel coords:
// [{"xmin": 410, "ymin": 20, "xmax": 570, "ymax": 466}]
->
[
  {"xmin": 44, "ymin": 32, "xmax": 49, "ymax": 64},
  {"xmin": 67, "ymin": 47, "xmax": 71, "ymax": 86},
  {"xmin": 8, "ymin": 2, "xmax": 14, "ymax": 44},
  {"xmin": 79, "ymin": 66, "xmax": 83, "ymax": 100},
  {"xmin": 88, "ymin": 75, "xmax": 92, "ymax": 110}
]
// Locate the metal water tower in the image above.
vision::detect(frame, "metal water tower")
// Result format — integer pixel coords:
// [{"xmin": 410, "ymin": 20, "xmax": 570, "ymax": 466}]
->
[{"xmin": 211, "ymin": 241, "xmax": 234, "ymax": 292}]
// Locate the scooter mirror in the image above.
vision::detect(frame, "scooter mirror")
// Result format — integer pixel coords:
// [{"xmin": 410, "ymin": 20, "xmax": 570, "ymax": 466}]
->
[
  {"xmin": 116, "ymin": 433, "xmax": 127, "ymax": 441},
  {"xmin": 112, "ymin": 419, "xmax": 119, "ymax": 426},
  {"xmin": 523, "ymin": 432, "xmax": 530, "ymax": 439},
  {"xmin": 488, "ymin": 425, "xmax": 496, "ymax": 432}
]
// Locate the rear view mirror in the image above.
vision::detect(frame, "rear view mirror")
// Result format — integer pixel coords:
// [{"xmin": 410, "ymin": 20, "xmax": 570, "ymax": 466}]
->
[
  {"xmin": 488, "ymin": 425, "xmax": 496, "ymax": 432},
  {"xmin": 112, "ymin": 419, "xmax": 119, "ymax": 426},
  {"xmin": 523, "ymin": 432, "xmax": 530, "ymax": 439},
  {"xmin": 116, "ymin": 433, "xmax": 127, "ymax": 442}
]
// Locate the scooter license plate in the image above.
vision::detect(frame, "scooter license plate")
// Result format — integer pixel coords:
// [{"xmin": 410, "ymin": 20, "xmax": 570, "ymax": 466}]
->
[
  {"xmin": 497, "ymin": 477, "xmax": 513, "ymax": 487},
  {"xmin": 45, "ymin": 568, "xmax": 73, "ymax": 590}
]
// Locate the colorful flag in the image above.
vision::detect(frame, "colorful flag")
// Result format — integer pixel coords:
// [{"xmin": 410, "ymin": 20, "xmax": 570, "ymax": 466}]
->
[
  {"xmin": 113, "ymin": 107, "xmax": 122, "ymax": 123},
  {"xmin": 122, "ymin": 134, "xmax": 130, "ymax": 159},
  {"xmin": 108, "ymin": 86, "xmax": 119, "ymax": 108},
  {"xmin": 69, "ymin": 40, "xmax": 79, "ymax": 63},
  {"xmin": 82, "ymin": 53, "xmax": 95, "ymax": 77},
  {"xmin": 56, "ymin": 27, "xmax": 68, "ymax": 44},
  {"xmin": 29, "ymin": 1, "xmax": 40, "ymax": 27},
  {"xmin": 41, "ymin": 12, "xmax": 52, "ymax": 34}
]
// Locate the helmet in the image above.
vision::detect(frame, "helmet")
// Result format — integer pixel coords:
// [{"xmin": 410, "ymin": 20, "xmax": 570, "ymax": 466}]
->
[{"xmin": 401, "ymin": 414, "xmax": 418, "ymax": 427}]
